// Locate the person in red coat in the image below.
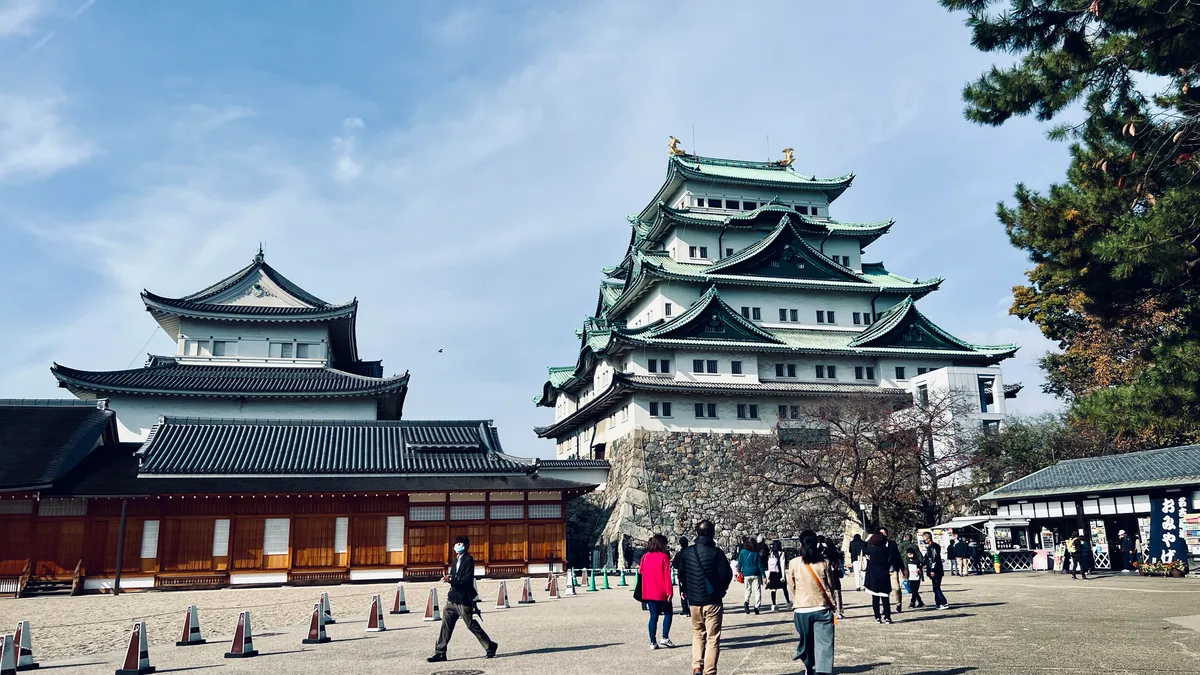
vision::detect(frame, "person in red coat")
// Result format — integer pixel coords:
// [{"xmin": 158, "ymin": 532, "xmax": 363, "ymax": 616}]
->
[{"xmin": 639, "ymin": 533, "xmax": 676, "ymax": 649}]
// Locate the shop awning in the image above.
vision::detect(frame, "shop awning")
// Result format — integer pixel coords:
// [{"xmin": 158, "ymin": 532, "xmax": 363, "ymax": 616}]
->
[
  {"xmin": 986, "ymin": 519, "xmax": 1031, "ymax": 528},
  {"xmin": 932, "ymin": 516, "xmax": 990, "ymax": 530}
]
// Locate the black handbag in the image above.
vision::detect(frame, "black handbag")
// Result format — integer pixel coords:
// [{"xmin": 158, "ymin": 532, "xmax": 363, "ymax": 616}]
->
[{"xmin": 633, "ymin": 571, "xmax": 644, "ymax": 602}]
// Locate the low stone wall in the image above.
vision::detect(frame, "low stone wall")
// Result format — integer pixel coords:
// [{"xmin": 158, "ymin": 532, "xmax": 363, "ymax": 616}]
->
[{"xmin": 568, "ymin": 429, "xmax": 833, "ymax": 568}]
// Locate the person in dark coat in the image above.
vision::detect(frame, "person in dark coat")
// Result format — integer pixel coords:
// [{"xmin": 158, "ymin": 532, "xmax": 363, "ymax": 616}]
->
[
  {"xmin": 921, "ymin": 532, "xmax": 949, "ymax": 608},
  {"xmin": 1119, "ymin": 530, "xmax": 1138, "ymax": 572},
  {"xmin": 681, "ymin": 520, "xmax": 734, "ymax": 675},
  {"xmin": 879, "ymin": 528, "xmax": 905, "ymax": 614},
  {"xmin": 863, "ymin": 533, "xmax": 893, "ymax": 623},
  {"xmin": 673, "ymin": 536, "xmax": 691, "ymax": 615},
  {"xmin": 947, "ymin": 537, "xmax": 959, "ymax": 576},
  {"xmin": 849, "ymin": 533, "xmax": 866, "ymax": 589},
  {"xmin": 428, "ymin": 536, "xmax": 496, "ymax": 662}
]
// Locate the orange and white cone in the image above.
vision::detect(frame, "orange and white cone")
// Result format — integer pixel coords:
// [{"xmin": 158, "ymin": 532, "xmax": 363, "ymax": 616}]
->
[
  {"xmin": 365, "ymin": 595, "xmax": 387, "ymax": 632},
  {"xmin": 390, "ymin": 583, "xmax": 409, "ymax": 615},
  {"xmin": 423, "ymin": 588, "xmax": 441, "ymax": 622},
  {"xmin": 494, "ymin": 581, "xmax": 510, "ymax": 609},
  {"xmin": 13, "ymin": 621, "xmax": 38, "ymax": 670},
  {"xmin": 175, "ymin": 605, "xmax": 205, "ymax": 646},
  {"xmin": 115, "ymin": 621, "xmax": 153, "ymax": 675},
  {"xmin": 548, "ymin": 573, "xmax": 561, "ymax": 600},
  {"xmin": 302, "ymin": 602, "xmax": 330, "ymax": 644},
  {"xmin": 223, "ymin": 611, "xmax": 258, "ymax": 659},
  {"xmin": 320, "ymin": 592, "xmax": 336, "ymax": 624},
  {"xmin": 518, "ymin": 577, "xmax": 535, "ymax": 604}
]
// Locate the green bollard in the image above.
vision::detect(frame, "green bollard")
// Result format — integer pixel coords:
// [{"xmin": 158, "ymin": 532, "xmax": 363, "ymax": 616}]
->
[
  {"xmin": 602, "ymin": 568, "xmax": 612, "ymax": 590},
  {"xmin": 619, "ymin": 568, "xmax": 628, "ymax": 587},
  {"xmin": 587, "ymin": 568, "xmax": 598, "ymax": 592}
]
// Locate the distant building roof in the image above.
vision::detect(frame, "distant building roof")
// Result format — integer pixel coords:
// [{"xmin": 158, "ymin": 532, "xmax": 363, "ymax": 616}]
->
[
  {"xmin": 137, "ymin": 417, "xmax": 531, "ymax": 476},
  {"xmin": 0, "ymin": 399, "xmax": 117, "ymax": 490},
  {"xmin": 51, "ymin": 359, "xmax": 410, "ymax": 400},
  {"xmin": 978, "ymin": 444, "xmax": 1200, "ymax": 501}
]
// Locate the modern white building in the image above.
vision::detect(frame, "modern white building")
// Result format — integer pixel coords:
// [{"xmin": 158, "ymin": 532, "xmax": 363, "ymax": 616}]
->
[{"xmin": 535, "ymin": 146, "xmax": 1019, "ymax": 459}]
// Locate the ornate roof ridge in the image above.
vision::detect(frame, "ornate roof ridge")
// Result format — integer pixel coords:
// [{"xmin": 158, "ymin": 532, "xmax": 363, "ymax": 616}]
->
[
  {"xmin": 702, "ymin": 215, "xmax": 864, "ymax": 283},
  {"xmin": 641, "ymin": 286, "xmax": 783, "ymax": 343},
  {"xmin": 672, "ymin": 153, "xmax": 855, "ymax": 184},
  {"xmin": 172, "ymin": 251, "xmax": 329, "ymax": 306}
]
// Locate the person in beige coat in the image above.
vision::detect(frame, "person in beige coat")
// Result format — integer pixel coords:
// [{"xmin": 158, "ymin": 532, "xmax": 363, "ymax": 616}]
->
[{"xmin": 786, "ymin": 532, "xmax": 837, "ymax": 675}]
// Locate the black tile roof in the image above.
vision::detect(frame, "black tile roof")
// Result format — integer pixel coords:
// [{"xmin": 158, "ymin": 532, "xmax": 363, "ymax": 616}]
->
[
  {"xmin": 980, "ymin": 444, "xmax": 1200, "ymax": 500},
  {"xmin": 537, "ymin": 459, "xmax": 611, "ymax": 469},
  {"xmin": 138, "ymin": 417, "xmax": 530, "ymax": 476},
  {"xmin": 51, "ymin": 359, "xmax": 409, "ymax": 399},
  {"xmin": 50, "ymin": 444, "xmax": 596, "ymax": 497},
  {"xmin": 0, "ymin": 400, "xmax": 116, "ymax": 489},
  {"xmin": 141, "ymin": 292, "xmax": 357, "ymax": 322}
]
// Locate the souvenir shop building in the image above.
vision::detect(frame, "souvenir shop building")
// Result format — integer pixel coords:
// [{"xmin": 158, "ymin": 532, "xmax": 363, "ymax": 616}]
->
[
  {"xmin": 976, "ymin": 444, "xmax": 1200, "ymax": 572},
  {"xmin": 0, "ymin": 252, "xmax": 599, "ymax": 595}
]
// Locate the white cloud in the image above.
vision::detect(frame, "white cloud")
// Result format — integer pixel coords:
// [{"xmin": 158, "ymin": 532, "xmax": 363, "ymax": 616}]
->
[
  {"xmin": 332, "ymin": 117, "xmax": 364, "ymax": 182},
  {"xmin": 0, "ymin": 0, "xmax": 45, "ymax": 36},
  {"xmin": 0, "ymin": 90, "xmax": 94, "ymax": 180}
]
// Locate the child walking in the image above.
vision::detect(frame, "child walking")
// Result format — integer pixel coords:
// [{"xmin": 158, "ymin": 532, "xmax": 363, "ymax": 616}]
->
[{"xmin": 905, "ymin": 549, "xmax": 925, "ymax": 609}]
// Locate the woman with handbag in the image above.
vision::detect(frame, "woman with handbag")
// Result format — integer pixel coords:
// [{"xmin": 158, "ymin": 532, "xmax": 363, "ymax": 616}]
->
[
  {"xmin": 785, "ymin": 533, "xmax": 836, "ymax": 675},
  {"xmin": 765, "ymin": 539, "xmax": 790, "ymax": 611},
  {"xmin": 863, "ymin": 533, "xmax": 893, "ymax": 624},
  {"xmin": 638, "ymin": 534, "xmax": 676, "ymax": 649}
]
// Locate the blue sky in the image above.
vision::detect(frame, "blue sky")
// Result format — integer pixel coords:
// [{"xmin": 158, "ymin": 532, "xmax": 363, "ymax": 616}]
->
[{"xmin": 0, "ymin": 1, "xmax": 1068, "ymax": 456}]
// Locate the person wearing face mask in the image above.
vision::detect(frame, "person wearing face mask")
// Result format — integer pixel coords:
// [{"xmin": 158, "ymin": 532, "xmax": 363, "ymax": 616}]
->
[{"xmin": 428, "ymin": 536, "xmax": 497, "ymax": 663}]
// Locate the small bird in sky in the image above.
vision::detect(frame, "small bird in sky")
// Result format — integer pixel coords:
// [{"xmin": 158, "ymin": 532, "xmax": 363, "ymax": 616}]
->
[{"xmin": 438, "ymin": 349, "xmax": 443, "ymax": 353}]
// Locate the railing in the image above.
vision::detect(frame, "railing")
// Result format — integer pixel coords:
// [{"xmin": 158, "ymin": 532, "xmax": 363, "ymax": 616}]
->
[
  {"xmin": 1094, "ymin": 551, "xmax": 1112, "ymax": 570},
  {"xmin": 0, "ymin": 578, "xmax": 18, "ymax": 598},
  {"xmin": 155, "ymin": 573, "xmax": 229, "ymax": 589},
  {"xmin": 70, "ymin": 560, "xmax": 84, "ymax": 596},
  {"xmin": 289, "ymin": 570, "xmax": 349, "ymax": 585},
  {"xmin": 998, "ymin": 550, "xmax": 1034, "ymax": 572},
  {"xmin": 17, "ymin": 559, "xmax": 31, "ymax": 597},
  {"xmin": 405, "ymin": 567, "xmax": 446, "ymax": 581},
  {"xmin": 485, "ymin": 564, "xmax": 527, "ymax": 579}
]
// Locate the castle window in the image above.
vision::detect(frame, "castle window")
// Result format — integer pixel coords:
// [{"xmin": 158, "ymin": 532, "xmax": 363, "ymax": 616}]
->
[
  {"xmin": 816, "ymin": 311, "xmax": 825, "ymax": 324},
  {"xmin": 706, "ymin": 359, "xmax": 718, "ymax": 374},
  {"xmin": 694, "ymin": 403, "xmax": 717, "ymax": 418},
  {"xmin": 812, "ymin": 207, "xmax": 821, "ymax": 216},
  {"xmin": 790, "ymin": 405, "xmax": 800, "ymax": 419},
  {"xmin": 692, "ymin": 360, "xmax": 704, "ymax": 374},
  {"xmin": 724, "ymin": 200, "xmax": 740, "ymax": 209},
  {"xmin": 731, "ymin": 360, "xmax": 742, "ymax": 375},
  {"xmin": 664, "ymin": 302, "xmax": 672, "ymax": 317},
  {"xmin": 775, "ymin": 363, "xmax": 785, "ymax": 377},
  {"xmin": 778, "ymin": 405, "xmax": 787, "ymax": 419},
  {"xmin": 725, "ymin": 247, "xmax": 734, "ymax": 257},
  {"xmin": 853, "ymin": 312, "xmax": 861, "ymax": 325},
  {"xmin": 648, "ymin": 359, "xmax": 657, "ymax": 373},
  {"xmin": 895, "ymin": 366, "xmax": 906, "ymax": 379},
  {"xmin": 787, "ymin": 364, "xmax": 796, "ymax": 378},
  {"xmin": 917, "ymin": 367, "xmax": 928, "ymax": 375},
  {"xmin": 211, "ymin": 340, "xmax": 237, "ymax": 357},
  {"xmin": 741, "ymin": 306, "xmax": 750, "ymax": 318},
  {"xmin": 183, "ymin": 339, "xmax": 209, "ymax": 356},
  {"xmin": 789, "ymin": 309, "xmax": 798, "ymax": 322},
  {"xmin": 736, "ymin": 404, "xmax": 759, "ymax": 419},
  {"xmin": 815, "ymin": 365, "xmax": 825, "ymax": 379},
  {"xmin": 827, "ymin": 365, "xmax": 837, "ymax": 379},
  {"xmin": 827, "ymin": 311, "xmax": 836, "ymax": 324},
  {"xmin": 779, "ymin": 309, "xmax": 787, "ymax": 321},
  {"xmin": 649, "ymin": 402, "xmax": 672, "ymax": 417},
  {"xmin": 752, "ymin": 307, "xmax": 761, "ymax": 320},
  {"xmin": 270, "ymin": 342, "xmax": 294, "ymax": 358},
  {"xmin": 295, "ymin": 342, "xmax": 318, "ymax": 358},
  {"xmin": 707, "ymin": 199, "xmax": 722, "ymax": 208},
  {"xmin": 796, "ymin": 205, "xmax": 809, "ymax": 215},
  {"xmin": 742, "ymin": 201, "xmax": 757, "ymax": 210}
]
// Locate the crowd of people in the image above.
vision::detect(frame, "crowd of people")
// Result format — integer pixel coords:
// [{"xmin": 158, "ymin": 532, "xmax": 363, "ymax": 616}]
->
[{"xmin": 631, "ymin": 522, "xmax": 963, "ymax": 675}]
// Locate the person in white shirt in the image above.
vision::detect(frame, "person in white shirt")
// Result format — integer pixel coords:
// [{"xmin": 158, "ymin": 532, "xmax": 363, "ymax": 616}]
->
[{"xmin": 904, "ymin": 549, "xmax": 925, "ymax": 609}]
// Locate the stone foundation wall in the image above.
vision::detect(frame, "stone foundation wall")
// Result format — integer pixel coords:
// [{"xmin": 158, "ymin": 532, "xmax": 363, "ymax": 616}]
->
[{"xmin": 567, "ymin": 429, "xmax": 837, "ymax": 568}]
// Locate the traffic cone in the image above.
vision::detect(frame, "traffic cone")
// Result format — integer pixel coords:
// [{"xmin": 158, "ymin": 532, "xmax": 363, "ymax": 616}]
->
[
  {"xmin": 495, "ymin": 581, "xmax": 510, "ymax": 609},
  {"xmin": 223, "ymin": 612, "xmax": 258, "ymax": 659},
  {"xmin": 587, "ymin": 568, "xmax": 598, "ymax": 592},
  {"xmin": 302, "ymin": 602, "xmax": 330, "ymax": 645},
  {"xmin": 518, "ymin": 577, "xmax": 535, "ymax": 604},
  {"xmin": 365, "ymin": 594, "xmax": 387, "ymax": 632},
  {"xmin": 602, "ymin": 569, "xmax": 611, "ymax": 590},
  {"xmin": 13, "ymin": 621, "xmax": 38, "ymax": 670},
  {"xmin": 390, "ymin": 583, "xmax": 410, "ymax": 615},
  {"xmin": 1, "ymin": 634, "xmax": 17, "ymax": 675},
  {"xmin": 619, "ymin": 568, "xmax": 628, "ymax": 587},
  {"xmin": 423, "ymin": 588, "xmax": 441, "ymax": 622},
  {"xmin": 174, "ymin": 606, "xmax": 205, "ymax": 647},
  {"xmin": 563, "ymin": 568, "xmax": 577, "ymax": 596},
  {"xmin": 320, "ymin": 592, "xmax": 336, "ymax": 624},
  {"xmin": 548, "ymin": 573, "xmax": 561, "ymax": 600},
  {"xmin": 115, "ymin": 621, "xmax": 153, "ymax": 675}
]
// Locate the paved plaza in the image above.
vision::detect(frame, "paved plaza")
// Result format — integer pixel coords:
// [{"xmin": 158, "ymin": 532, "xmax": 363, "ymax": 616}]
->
[{"xmin": 2, "ymin": 572, "xmax": 1198, "ymax": 674}]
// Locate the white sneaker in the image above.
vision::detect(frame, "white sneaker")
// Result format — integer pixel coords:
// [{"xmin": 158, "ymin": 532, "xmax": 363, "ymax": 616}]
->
[
  {"xmin": 649, "ymin": 642, "xmax": 659, "ymax": 650},
  {"xmin": 660, "ymin": 638, "xmax": 676, "ymax": 648},
  {"xmin": 770, "ymin": 604, "xmax": 776, "ymax": 612}
]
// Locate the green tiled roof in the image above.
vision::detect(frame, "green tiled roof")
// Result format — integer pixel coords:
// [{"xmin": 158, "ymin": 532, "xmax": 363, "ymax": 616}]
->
[
  {"xmin": 634, "ymin": 202, "xmax": 892, "ymax": 247},
  {"xmin": 672, "ymin": 155, "xmax": 853, "ymax": 192},
  {"xmin": 978, "ymin": 444, "xmax": 1200, "ymax": 501},
  {"xmin": 642, "ymin": 286, "xmax": 783, "ymax": 343}
]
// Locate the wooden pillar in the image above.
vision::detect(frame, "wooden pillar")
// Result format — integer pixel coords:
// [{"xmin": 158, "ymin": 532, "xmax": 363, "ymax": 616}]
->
[{"xmin": 113, "ymin": 499, "xmax": 128, "ymax": 596}]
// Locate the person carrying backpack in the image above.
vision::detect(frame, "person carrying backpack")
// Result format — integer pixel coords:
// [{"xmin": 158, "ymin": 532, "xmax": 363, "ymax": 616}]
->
[{"xmin": 681, "ymin": 520, "xmax": 733, "ymax": 675}]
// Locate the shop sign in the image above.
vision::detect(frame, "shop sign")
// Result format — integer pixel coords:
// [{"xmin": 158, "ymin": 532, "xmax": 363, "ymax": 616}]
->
[{"xmin": 1149, "ymin": 493, "xmax": 1190, "ymax": 563}]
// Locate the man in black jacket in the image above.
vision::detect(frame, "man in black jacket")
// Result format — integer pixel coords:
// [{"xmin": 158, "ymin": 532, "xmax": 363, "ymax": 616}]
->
[
  {"xmin": 681, "ymin": 520, "xmax": 733, "ymax": 675},
  {"xmin": 428, "ymin": 536, "xmax": 497, "ymax": 662},
  {"xmin": 673, "ymin": 536, "xmax": 691, "ymax": 617},
  {"xmin": 879, "ymin": 528, "xmax": 905, "ymax": 615},
  {"xmin": 921, "ymin": 532, "xmax": 949, "ymax": 609}
]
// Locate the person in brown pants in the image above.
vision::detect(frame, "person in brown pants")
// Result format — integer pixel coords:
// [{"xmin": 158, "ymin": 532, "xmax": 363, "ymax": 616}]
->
[{"xmin": 680, "ymin": 520, "xmax": 733, "ymax": 675}]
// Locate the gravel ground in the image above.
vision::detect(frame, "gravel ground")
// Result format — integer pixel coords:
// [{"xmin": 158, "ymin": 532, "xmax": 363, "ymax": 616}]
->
[{"xmin": 1, "ymin": 572, "xmax": 1198, "ymax": 674}]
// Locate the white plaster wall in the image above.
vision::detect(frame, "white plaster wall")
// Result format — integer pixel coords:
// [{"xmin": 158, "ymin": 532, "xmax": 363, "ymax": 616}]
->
[
  {"xmin": 539, "ymin": 466, "xmax": 610, "ymax": 490},
  {"xmin": 625, "ymin": 285, "xmax": 702, "ymax": 328},
  {"xmin": 668, "ymin": 183, "xmax": 831, "ymax": 216},
  {"xmin": 106, "ymin": 395, "xmax": 379, "ymax": 442},
  {"xmin": 631, "ymin": 393, "xmax": 778, "ymax": 434},
  {"xmin": 177, "ymin": 318, "xmax": 331, "ymax": 364},
  {"xmin": 716, "ymin": 288, "xmax": 881, "ymax": 329},
  {"xmin": 672, "ymin": 350, "xmax": 762, "ymax": 384}
]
